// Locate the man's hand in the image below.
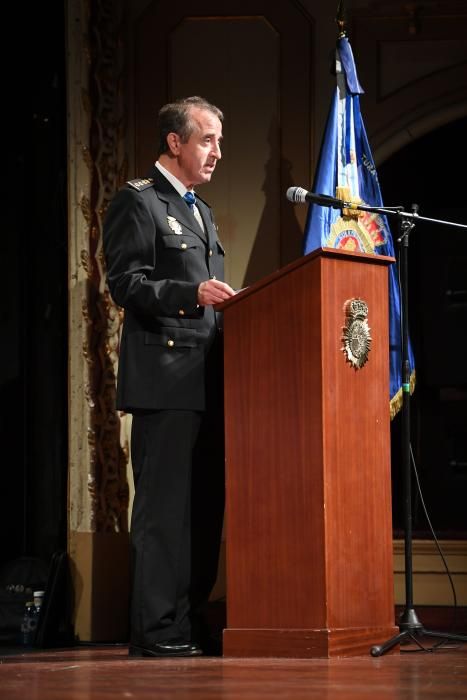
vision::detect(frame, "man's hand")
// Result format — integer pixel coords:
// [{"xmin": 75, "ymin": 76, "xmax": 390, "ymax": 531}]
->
[{"xmin": 197, "ymin": 279, "xmax": 236, "ymax": 306}]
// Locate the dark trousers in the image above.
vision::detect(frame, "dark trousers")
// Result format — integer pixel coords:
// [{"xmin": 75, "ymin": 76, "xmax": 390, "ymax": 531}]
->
[{"xmin": 129, "ymin": 408, "xmax": 225, "ymax": 644}]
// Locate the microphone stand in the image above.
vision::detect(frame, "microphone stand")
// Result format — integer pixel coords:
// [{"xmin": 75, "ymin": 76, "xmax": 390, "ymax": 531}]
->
[{"xmin": 309, "ymin": 193, "xmax": 467, "ymax": 656}]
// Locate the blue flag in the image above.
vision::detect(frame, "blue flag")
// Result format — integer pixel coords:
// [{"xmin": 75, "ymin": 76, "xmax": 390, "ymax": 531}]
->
[{"xmin": 303, "ymin": 36, "xmax": 415, "ymax": 417}]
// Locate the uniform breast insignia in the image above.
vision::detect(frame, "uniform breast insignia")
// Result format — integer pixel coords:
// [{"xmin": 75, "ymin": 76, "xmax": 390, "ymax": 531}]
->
[
  {"xmin": 167, "ymin": 216, "xmax": 183, "ymax": 235},
  {"xmin": 341, "ymin": 298, "xmax": 372, "ymax": 369},
  {"xmin": 127, "ymin": 178, "xmax": 154, "ymax": 191}
]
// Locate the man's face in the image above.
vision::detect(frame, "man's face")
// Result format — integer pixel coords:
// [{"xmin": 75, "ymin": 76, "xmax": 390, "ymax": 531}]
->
[{"xmin": 176, "ymin": 107, "xmax": 223, "ymax": 188}]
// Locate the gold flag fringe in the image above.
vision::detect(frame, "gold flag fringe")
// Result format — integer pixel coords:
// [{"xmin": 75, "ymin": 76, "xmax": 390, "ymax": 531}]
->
[{"xmin": 390, "ymin": 370, "xmax": 416, "ymax": 420}]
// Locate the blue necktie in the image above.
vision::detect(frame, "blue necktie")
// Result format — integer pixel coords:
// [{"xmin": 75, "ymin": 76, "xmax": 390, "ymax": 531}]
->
[{"xmin": 183, "ymin": 191, "xmax": 196, "ymax": 210}]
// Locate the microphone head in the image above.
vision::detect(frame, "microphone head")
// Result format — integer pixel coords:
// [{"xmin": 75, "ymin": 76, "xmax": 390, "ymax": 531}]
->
[{"xmin": 286, "ymin": 186, "xmax": 308, "ymax": 203}]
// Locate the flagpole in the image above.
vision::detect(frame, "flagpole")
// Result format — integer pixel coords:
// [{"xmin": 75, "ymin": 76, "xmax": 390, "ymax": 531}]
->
[{"xmin": 336, "ymin": 0, "xmax": 347, "ymax": 38}]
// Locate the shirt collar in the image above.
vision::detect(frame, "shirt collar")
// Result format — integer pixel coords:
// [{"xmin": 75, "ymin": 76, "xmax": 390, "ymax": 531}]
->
[{"xmin": 155, "ymin": 161, "xmax": 193, "ymax": 198}]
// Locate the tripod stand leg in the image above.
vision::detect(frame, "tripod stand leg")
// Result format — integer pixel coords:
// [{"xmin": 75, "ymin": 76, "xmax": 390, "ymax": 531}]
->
[
  {"xmin": 371, "ymin": 626, "xmax": 467, "ymax": 656},
  {"xmin": 370, "ymin": 630, "xmax": 410, "ymax": 657},
  {"xmin": 421, "ymin": 629, "xmax": 467, "ymax": 644}
]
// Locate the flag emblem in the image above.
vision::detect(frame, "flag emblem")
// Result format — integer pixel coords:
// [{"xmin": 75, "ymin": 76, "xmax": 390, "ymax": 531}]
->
[{"xmin": 328, "ymin": 210, "xmax": 387, "ymax": 253}]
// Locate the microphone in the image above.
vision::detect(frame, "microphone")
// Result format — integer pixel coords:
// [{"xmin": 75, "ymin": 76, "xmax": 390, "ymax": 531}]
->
[{"xmin": 286, "ymin": 187, "xmax": 349, "ymax": 210}]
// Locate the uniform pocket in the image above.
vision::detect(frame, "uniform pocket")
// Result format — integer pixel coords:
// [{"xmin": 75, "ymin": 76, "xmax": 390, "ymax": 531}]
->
[
  {"xmin": 160, "ymin": 233, "xmax": 201, "ymax": 251},
  {"xmin": 144, "ymin": 327, "xmax": 200, "ymax": 348}
]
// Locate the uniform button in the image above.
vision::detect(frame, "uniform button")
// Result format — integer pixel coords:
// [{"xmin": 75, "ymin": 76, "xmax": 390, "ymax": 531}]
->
[
  {"xmin": 181, "ymin": 243, "xmax": 187, "ymax": 250},
  {"xmin": 167, "ymin": 339, "xmax": 175, "ymax": 347},
  {"xmin": 178, "ymin": 309, "xmax": 185, "ymax": 316},
  {"xmin": 208, "ymin": 249, "xmax": 213, "ymax": 257}
]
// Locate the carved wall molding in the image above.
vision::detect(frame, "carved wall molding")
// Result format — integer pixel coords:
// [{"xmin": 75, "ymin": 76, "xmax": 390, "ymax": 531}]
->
[{"xmin": 349, "ymin": 0, "xmax": 467, "ymax": 162}]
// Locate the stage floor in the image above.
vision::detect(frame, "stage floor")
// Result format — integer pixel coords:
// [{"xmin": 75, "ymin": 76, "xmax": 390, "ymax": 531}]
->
[{"xmin": 1, "ymin": 638, "xmax": 467, "ymax": 700}]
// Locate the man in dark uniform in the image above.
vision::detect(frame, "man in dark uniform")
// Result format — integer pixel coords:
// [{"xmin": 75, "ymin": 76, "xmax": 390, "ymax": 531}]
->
[{"xmin": 103, "ymin": 96, "xmax": 235, "ymax": 657}]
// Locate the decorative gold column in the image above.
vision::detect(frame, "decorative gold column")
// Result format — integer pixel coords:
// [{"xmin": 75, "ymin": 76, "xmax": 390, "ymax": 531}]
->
[{"xmin": 67, "ymin": 0, "xmax": 130, "ymax": 641}]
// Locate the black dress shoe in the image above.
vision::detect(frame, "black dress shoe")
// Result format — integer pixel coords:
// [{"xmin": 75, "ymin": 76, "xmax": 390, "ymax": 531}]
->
[{"xmin": 129, "ymin": 637, "xmax": 202, "ymax": 658}]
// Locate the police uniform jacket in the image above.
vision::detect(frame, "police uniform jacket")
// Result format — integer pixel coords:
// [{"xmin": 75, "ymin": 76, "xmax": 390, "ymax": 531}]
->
[{"xmin": 103, "ymin": 165, "xmax": 225, "ymax": 412}]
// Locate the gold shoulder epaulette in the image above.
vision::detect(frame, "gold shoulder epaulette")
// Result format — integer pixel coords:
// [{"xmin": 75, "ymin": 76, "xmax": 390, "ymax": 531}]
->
[{"xmin": 127, "ymin": 178, "xmax": 154, "ymax": 191}]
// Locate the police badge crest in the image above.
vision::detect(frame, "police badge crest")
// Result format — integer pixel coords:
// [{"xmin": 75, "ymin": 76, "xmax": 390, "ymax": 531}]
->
[
  {"xmin": 167, "ymin": 216, "xmax": 183, "ymax": 235},
  {"xmin": 342, "ymin": 298, "xmax": 371, "ymax": 369}
]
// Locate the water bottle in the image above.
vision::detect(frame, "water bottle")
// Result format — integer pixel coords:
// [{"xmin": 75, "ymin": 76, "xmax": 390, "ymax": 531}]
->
[
  {"xmin": 33, "ymin": 590, "xmax": 44, "ymax": 617},
  {"xmin": 21, "ymin": 602, "xmax": 36, "ymax": 646},
  {"xmin": 32, "ymin": 590, "xmax": 45, "ymax": 642}
]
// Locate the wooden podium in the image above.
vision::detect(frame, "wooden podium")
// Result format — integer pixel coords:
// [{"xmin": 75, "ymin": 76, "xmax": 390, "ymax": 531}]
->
[{"xmin": 219, "ymin": 247, "xmax": 398, "ymax": 658}]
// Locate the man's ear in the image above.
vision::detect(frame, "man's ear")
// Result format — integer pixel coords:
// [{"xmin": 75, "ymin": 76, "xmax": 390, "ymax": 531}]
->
[{"xmin": 167, "ymin": 132, "xmax": 181, "ymax": 155}]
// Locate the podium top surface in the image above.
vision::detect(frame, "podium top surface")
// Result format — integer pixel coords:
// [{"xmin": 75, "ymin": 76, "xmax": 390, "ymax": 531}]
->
[{"xmin": 216, "ymin": 246, "xmax": 395, "ymax": 311}]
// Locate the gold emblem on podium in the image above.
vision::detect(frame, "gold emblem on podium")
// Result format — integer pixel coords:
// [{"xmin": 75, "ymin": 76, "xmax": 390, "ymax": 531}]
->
[{"xmin": 342, "ymin": 298, "xmax": 371, "ymax": 369}]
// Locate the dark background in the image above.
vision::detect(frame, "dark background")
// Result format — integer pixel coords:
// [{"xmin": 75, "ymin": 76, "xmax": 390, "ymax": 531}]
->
[
  {"xmin": 1, "ymin": 5, "xmax": 466, "ymax": 576},
  {"xmin": 1, "ymin": 4, "xmax": 68, "ymax": 569},
  {"xmin": 378, "ymin": 118, "xmax": 467, "ymax": 538}
]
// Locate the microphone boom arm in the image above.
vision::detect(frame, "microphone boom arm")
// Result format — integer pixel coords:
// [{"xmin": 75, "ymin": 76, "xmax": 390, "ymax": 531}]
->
[{"xmin": 286, "ymin": 187, "xmax": 467, "ymax": 230}]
